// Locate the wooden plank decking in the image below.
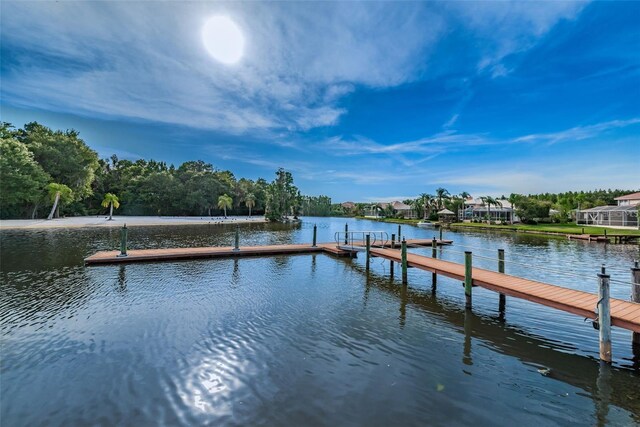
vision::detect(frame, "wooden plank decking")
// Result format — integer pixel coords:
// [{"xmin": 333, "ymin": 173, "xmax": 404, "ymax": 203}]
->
[
  {"xmin": 370, "ymin": 247, "xmax": 640, "ymax": 333},
  {"xmin": 84, "ymin": 243, "xmax": 347, "ymax": 265},
  {"xmin": 84, "ymin": 239, "xmax": 449, "ymax": 265}
]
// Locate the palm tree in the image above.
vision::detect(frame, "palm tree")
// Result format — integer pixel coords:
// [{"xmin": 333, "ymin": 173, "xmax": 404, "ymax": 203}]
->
[
  {"xmin": 508, "ymin": 193, "xmax": 520, "ymax": 224},
  {"xmin": 46, "ymin": 183, "xmax": 72, "ymax": 220},
  {"xmin": 218, "ymin": 194, "xmax": 233, "ymax": 218},
  {"xmin": 245, "ymin": 193, "xmax": 256, "ymax": 217},
  {"xmin": 419, "ymin": 193, "xmax": 434, "ymax": 220},
  {"xmin": 435, "ymin": 187, "xmax": 450, "ymax": 210},
  {"xmin": 480, "ymin": 196, "xmax": 501, "ymax": 223},
  {"xmin": 101, "ymin": 193, "xmax": 120, "ymax": 220}
]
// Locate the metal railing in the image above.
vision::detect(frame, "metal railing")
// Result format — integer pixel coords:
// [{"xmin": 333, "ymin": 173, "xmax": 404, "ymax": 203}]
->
[{"xmin": 334, "ymin": 231, "xmax": 390, "ymax": 250}]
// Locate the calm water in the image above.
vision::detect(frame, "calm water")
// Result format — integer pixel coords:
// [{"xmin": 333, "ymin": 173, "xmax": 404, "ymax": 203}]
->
[{"xmin": 1, "ymin": 217, "xmax": 639, "ymax": 426}]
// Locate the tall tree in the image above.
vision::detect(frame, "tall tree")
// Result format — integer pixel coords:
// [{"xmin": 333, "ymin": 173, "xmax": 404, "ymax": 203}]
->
[
  {"xmin": 0, "ymin": 127, "xmax": 50, "ymax": 218},
  {"xmin": 265, "ymin": 168, "xmax": 299, "ymax": 221},
  {"xmin": 18, "ymin": 122, "xmax": 99, "ymax": 201}
]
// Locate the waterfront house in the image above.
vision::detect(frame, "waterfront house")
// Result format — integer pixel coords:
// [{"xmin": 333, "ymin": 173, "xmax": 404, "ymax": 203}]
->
[
  {"xmin": 457, "ymin": 197, "xmax": 517, "ymax": 223},
  {"xmin": 364, "ymin": 201, "xmax": 417, "ymax": 219},
  {"xmin": 576, "ymin": 192, "xmax": 640, "ymax": 228}
]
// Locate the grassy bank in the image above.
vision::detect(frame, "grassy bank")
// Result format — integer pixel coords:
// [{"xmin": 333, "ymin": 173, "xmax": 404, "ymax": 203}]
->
[{"xmin": 450, "ymin": 222, "xmax": 640, "ymax": 236}]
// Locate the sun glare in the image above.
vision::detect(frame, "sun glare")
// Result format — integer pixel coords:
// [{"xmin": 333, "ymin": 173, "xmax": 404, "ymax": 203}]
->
[{"xmin": 202, "ymin": 16, "xmax": 245, "ymax": 65}]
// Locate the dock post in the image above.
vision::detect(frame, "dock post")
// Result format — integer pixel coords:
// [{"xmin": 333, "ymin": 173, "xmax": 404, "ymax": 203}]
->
[
  {"xmin": 398, "ymin": 225, "xmax": 401, "ymax": 242},
  {"xmin": 401, "ymin": 238, "xmax": 408, "ymax": 285},
  {"xmin": 631, "ymin": 261, "xmax": 640, "ymax": 347},
  {"xmin": 498, "ymin": 249, "xmax": 506, "ymax": 315},
  {"xmin": 390, "ymin": 233, "xmax": 396, "ymax": 274},
  {"xmin": 464, "ymin": 251, "xmax": 472, "ymax": 310},
  {"xmin": 312, "ymin": 224, "xmax": 317, "ymax": 247},
  {"xmin": 345, "ymin": 223, "xmax": 349, "ymax": 245},
  {"xmin": 234, "ymin": 226, "xmax": 240, "ymax": 251},
  {"xmin": 597, "ymin": 266, "xmax": 612, "ymax": 363},
  {"xmin": 439, "ymin": 226, "xmax": 443, "ymax": 242},
  {"xmin": 431, "ymin": 238, "xmax": 437, "ymax": 288},
  {"xmin": 365, "ymin": 234, "xmax": 371, "ymax": 271},
  {"xmin": 118, "ymin": 224, "xmax": 128, "ymax": 257}
]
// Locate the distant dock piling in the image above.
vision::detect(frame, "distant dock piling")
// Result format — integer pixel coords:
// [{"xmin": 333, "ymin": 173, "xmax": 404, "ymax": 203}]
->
[
  {"xmin": 118, "ymin": 224, "xmax": 128, "ymax": 257},
  {"xmin": 632, "ymin": 261, "xmax": 640, "ymax": 347}
]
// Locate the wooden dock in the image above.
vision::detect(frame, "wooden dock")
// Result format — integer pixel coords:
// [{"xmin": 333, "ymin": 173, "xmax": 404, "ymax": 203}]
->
[
  {"xmin": 85, "ymin": 241, "xmax": 640, "ymax": 335},
  {"xmin": 84, "ymin": 243, "xmax": 350, "ymax": 265},
  {"xmin": 369, "ymin": 247, "xmax": 640, "ymax": 333},
  {"xmin": 567, "ymin": 234, "xmax": 609, "ymax": 242},
  {"xmin": 84, "ymin": 238, "xmax": 448, "ymax": 265}
]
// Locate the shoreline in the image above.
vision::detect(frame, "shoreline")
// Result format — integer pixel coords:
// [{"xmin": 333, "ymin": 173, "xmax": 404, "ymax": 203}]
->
[{"xmin": 0, "ymin": 215, "xmax": 267, "ymax": 230}]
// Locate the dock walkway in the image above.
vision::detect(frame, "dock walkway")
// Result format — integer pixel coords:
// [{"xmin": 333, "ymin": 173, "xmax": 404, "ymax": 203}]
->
[{"xmin": 370, "ymin": 247, "xmax": 640, "ymax": 333}]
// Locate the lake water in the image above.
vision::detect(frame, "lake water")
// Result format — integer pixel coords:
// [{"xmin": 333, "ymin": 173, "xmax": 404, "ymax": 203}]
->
[{"xmin": 1, "ymin": 217, "xmax": 639, "ymax": 426}]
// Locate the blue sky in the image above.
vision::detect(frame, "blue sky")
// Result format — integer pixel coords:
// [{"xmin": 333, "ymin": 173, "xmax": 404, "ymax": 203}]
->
[{"xmin": 1, "ymin": 1, "xmax": 639, "ymax": 202}]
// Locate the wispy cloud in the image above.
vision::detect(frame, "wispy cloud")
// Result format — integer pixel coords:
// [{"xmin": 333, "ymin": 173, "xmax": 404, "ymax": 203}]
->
[
  {"xmin": 512, "ymin": 118, "xmax": 640, "ymax": 145},
  {"xmin": 323, "ymin": 117, "xmax": 640, "ymax": 157}
]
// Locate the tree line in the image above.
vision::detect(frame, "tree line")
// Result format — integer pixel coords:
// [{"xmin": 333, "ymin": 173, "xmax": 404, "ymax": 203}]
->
[{"xmin": 0, "ymin": 122, "xmax": 326, "ymax": 221}]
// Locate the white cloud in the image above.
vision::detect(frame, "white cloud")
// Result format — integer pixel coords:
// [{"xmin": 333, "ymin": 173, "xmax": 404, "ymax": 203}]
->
[
  {"xmin": 0, "ymin": 2, "xmax": 443, "ymax": 134},
  {"xmin": 1, "ymin": 1, "xmax": 588, "ymax": 135}
]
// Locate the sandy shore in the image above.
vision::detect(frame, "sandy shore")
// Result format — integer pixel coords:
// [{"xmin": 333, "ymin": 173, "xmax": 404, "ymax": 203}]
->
[{"xmin": 0, "ymin": 215, "xmax": 267, "ymax": 230}]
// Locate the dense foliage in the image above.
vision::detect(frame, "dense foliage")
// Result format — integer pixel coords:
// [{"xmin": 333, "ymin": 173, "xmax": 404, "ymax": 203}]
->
[{"xmin": 1, "ymin": 122, "xmax": 331, "ymax": 221}]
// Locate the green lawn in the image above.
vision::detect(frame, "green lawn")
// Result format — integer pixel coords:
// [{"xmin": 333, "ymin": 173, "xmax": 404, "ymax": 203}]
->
[{"xmin": 450, "ymin": 222, "xmax": 640, "ymax": 236}]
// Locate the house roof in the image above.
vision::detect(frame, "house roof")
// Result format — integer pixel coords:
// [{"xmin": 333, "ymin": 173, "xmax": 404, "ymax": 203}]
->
[
  {"xmin": 580, "ymin": 205, "xmax": 638, "ymax": 212},
  {"xmin": 464, "ymin": 198, "xmax": 512, "ymax": 208},
  {"xmin": 392, "ymin": 201, "xmax": 412, "ymax": 210},
  {"xmin": 614, "ymin": 192, "xmax": 640, "ymax": 201},
  {"xmin": 438, "ymin": 208, "xmax": 455, "ymax": 215}
]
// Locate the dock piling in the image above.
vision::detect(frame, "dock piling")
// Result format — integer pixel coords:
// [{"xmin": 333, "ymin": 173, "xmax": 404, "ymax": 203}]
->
[
  {"xmin": 118, "ymin": 224, "xmax": 128, "ymax": 257},
  {"xmin": 312, "ymin": 224, "xmax": 317, "ymax": 247},
  {"xmin": 465, "ymin": 251, "xmax": 472, "ymax": 310},
  {"xmin": 345, "ymin": 223, "xmax": 349, "ymax": 245},
  {"xmin": 398, "ymin": 225, "xmax": 402, "ymax": 242},
  {"xmin": 401, "ymin": 238, "xmax": 408, "ymax": 285},
  {"xmin": 498, "ymin": 249, "xmax": 506, "ymax": 315},
  {"xmin": 597, "ymin": 265, "xmax": 612, "ymax": 363},
  {"xmin": 632, "ymin": 261, "xmax": 640, "ymax": 347},
  {"xmin": 365, "ymin": 234, "xmax": 371, "ymax": 271},
  {"xmin": 439, "ymin": 226, "xmax": 443, "ymax": 241},
  {"xmin": 431, "ymin": 238, "xmax": 437, "ymax": 288},
  {"xmin": 233, "ymin": 226, "xmax": 240, "ymax": 251},
  {"xmin": 390, "ymin": 233, "xmax": 396, "ymax": 274}
]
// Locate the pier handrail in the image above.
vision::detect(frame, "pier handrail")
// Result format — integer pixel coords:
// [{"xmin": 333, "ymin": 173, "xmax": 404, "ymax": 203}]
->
[{"xmin": 335, "ymin": 231, "xmax": 389, "ymax": 249}]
